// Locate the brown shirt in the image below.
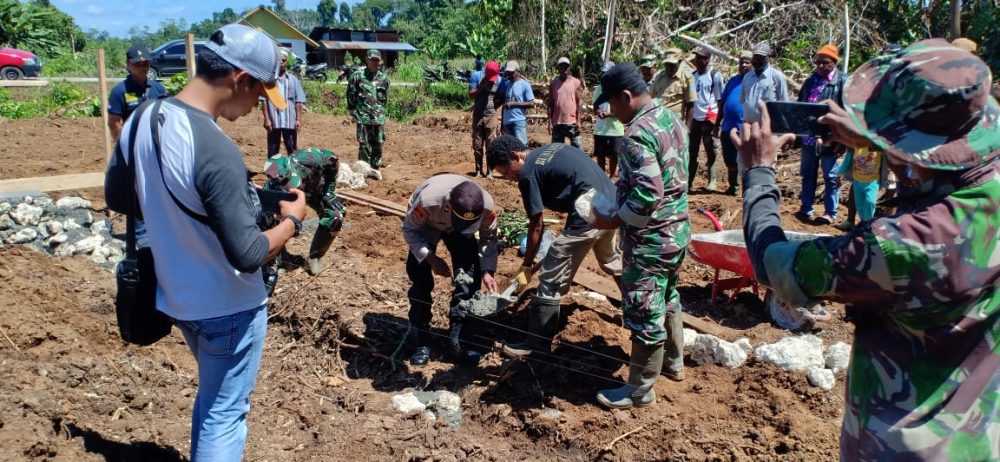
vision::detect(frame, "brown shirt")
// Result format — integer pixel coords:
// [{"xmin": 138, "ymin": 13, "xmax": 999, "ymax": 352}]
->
[{"xmin": 649, "ymin": 66, "xmax": 695, "ymax": 117}]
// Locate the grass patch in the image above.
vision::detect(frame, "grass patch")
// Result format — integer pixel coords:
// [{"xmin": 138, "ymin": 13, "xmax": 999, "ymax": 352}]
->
[
  {"xmin": 302, "ymin": 80, "xmax": 470, "ymax": 122},
  {"xmin": 0, "ymin": 82, "xmax": 100, "ymax": 119}
]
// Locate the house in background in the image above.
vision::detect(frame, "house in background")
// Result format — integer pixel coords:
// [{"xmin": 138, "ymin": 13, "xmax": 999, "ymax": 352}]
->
[
  {"xmin": 239, "ymin": 7, "xmax": 321, "ymax": 64},
  {"xmin": 308, "ymin": 27, "xmax": 418, "ymax": 68}
]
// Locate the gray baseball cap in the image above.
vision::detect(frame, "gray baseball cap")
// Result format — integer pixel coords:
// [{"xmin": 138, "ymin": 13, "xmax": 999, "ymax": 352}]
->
[{"xmin": 205, "ymin": 24, "xmax": 286, "ymax": 109}]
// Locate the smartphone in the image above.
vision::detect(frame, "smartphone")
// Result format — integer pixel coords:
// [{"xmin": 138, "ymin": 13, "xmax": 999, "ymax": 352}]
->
[{"xmin": 766, "ymin": 102, "xmax": 831, "ymax": 138}]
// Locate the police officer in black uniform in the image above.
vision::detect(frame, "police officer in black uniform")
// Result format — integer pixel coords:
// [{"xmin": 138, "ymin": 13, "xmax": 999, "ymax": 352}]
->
[{"xmin": 107, "ymin": 44, "xmax": 167, "ymax": 139}]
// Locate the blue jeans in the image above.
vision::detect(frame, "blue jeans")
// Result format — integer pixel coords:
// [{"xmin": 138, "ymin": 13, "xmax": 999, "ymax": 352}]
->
[
  {"xmin": 174, "ymin": 305, "xmax": 268, "ymax": 462},
  {"xmin": 799, "ymin": 144, "xmax": 840, "ymax": 218},
  {"xmin": 503, "ymin": 120, "xmax": 527, "ymax": 145}
]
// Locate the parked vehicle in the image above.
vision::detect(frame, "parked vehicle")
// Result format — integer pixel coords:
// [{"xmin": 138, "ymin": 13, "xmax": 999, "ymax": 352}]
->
[
  {"xmin": 148, "ymin": 39, "xmax": 207, "ymax": 80},
  {"xmin": 0, "ymin": 47, "xmax": 42, "ymax": 80},
  {"xmin": 303, "ymin": 62, "xmax": 329, "ymax": 81},
  {"xmin": 423, "ymin": 62, "xmax": 454, "ymax": 83},
  {"xmin": 455, "ymin": 66, "xmax": 471, "ymax": 84},
  {"xmin": 335, "ymin": 64, "xmax": 354, "ymax": 83}
]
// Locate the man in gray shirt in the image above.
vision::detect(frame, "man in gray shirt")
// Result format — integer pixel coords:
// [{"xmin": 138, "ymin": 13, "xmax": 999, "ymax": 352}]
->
[
  {"xmin": 262, "ymin": 51, "xmax": 306, "ymax": 157},
  {"xmin": 741, "ymin": 42, "xmax": 789, "ymax": 122},
  {"xmin": 105, "ymin": 24, "xmax": 306, "ymax": 461}
]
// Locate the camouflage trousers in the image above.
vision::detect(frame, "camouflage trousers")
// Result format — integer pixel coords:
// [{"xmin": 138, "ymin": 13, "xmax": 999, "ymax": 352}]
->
[
  {"xmin": 620, "ymin": 256, "xmax": 684, "ymax": 345},
  {"xmin": 307, "ymin": 195, "xmax": 345, "ymax": 232},
  {"xmin": 620, "ymin": 260, "xmax": 685, "ymax": 374},
  {"xmin": 357, "ymin": 124, "xmax": 385, "ymax": 168}
]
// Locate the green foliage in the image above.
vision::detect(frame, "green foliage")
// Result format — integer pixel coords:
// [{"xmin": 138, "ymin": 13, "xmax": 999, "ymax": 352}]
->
[
  {"xmin": 317, "ymin": 0, "xmax": 338, "ymax": 27},
  {"xmin": 0, "ymin": 82, "xmax": 96, "ymax": 119},
  {"xmin": 424, "ymin": 81, "xmax": 468, "ymax": 110},
  {"xmin": 390, "ymin": 59, "xmax": 424, "ymax": 83},
  {"xmin": 497, "ymin": 211, "xmax": 529, "ymax": 248},
  {"xmin": 163, "ymin": 74, "xmax": 188, "ymax": 96},
  {"xmin": 0, "ymin": 0, "xmax": 64, "ymax": 54},
  {"xmin": 302, "ymin": 81, "xmax": 347, "ymax": 115}
]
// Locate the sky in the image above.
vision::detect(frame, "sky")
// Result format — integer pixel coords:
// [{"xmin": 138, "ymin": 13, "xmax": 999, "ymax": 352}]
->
[{"xmin": 49, "ymin": 0, "xmax": 352, "ymax": 37}]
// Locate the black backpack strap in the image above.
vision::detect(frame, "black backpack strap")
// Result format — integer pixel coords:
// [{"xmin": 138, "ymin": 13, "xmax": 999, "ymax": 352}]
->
[
  {"xmin": 123, "ymin": 100, "xmax": 156, "ymax": 260},
  {"xmin": 148, "ymin": 100, "xmax": 210, "ymax": 225}
]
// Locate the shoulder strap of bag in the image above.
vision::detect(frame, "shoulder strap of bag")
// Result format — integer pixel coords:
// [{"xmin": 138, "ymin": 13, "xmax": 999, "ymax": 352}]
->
[
  {"xmin": 148, "ymin": 100, "xmax": 210, "ymax": 225},
  {"xmin": 124, "ymin": 101, "xmax": 152, "ymax": 260}
]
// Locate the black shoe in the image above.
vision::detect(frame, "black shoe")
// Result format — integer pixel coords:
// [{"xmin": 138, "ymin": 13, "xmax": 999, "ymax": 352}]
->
[
  {"xmin": 410, "ymin": 346, "xmax": 431, "ymax": 366},
  {"xmin": 455, "ymin": 348, "xmax": 482, "ymax": 365},
  {"xmin": 724, "ymin": 186, "xmax": 738, "ymax": 196}
]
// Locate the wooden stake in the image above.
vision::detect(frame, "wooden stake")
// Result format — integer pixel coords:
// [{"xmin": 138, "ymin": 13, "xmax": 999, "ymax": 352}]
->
[
  {"xmin": 843, "ymin": 4, "xmax": 851, "ymax": 74},
  {"xmin": 540, "ymin": 0, "xmax": 547, "ymax": 74},
  {"xmin": 97, "ymin": 48, "xmax": 112, "ymax": 161},
  {"xmin": 185, "ymin": 33, "xmax": 196, "ymax": 79}
]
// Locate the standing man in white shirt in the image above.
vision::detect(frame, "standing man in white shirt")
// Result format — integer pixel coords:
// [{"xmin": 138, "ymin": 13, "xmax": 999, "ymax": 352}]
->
[
  {"xmin": 261, "ymin": 51, "xmax": 306, "ymax": 157},
  {"xmin": 688, "ymin": 47, "xmax": 725, "ymax": 190},
  {"xmin": 104, "ymin": 24, "xmax": 306, "ymax": 461}
]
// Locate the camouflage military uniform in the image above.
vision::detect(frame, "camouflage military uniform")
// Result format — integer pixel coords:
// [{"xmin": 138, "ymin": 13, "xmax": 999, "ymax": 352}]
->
[
  {"xmin": 263, "ymin": 148, "xmax": 346, "ymax": 275},
  {"xmin": 616, "ymin": 99, "xmax": 690, "ymax": 372},
  {"xmin": 347, "ymin": 56, "xmax": 390, "ymax": 169},
  {"xmin": 743, "ymin": 40, "xmax": 1000, "ymax": 460}
]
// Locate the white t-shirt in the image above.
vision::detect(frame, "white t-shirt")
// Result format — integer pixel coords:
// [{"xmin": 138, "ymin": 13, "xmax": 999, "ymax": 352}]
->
[{"xmin": 691, "ymin": 68, "xmax": 724, "ymax": 122}]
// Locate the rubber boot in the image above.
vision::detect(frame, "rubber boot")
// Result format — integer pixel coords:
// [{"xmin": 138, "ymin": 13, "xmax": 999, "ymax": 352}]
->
[
  {"xmin": 502, "ymin": 298, "xmax": 560, "ymax": 358},
  {"xmin": 662, "ymin": 311, "xmax": 685, "ymax": 381},
  {"xmin": 707, "ymin": 163, "xmax": 718, "ymax": 191},
  {"xmin": 307, "ymin": 227, "xmax": 337, "ymax": 276},
  {"xmin": 725, "ymin": 167, "xmax": 739, "ymax": 196},
  {"xmin": 596, "ymin": 341, "xmax": 663, "ymax": 409}
]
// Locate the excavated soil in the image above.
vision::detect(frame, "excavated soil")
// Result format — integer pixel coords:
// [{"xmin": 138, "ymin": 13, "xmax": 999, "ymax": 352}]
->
[{"xmin": 0, "ymin": 110, "xmax": 852, "ymax": 461}]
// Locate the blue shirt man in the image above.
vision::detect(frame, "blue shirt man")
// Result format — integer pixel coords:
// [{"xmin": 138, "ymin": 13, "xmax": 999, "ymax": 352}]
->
[
  {"xmin": 107, "ymin": 44, "xmax": 167, "ymax": 140},
  {"xmin": 717, "ymin": 52, "xmax": 753, "ymax": 195},
  {"xmin": 498, "ymin": 60, "xmax": 535, "ymax": 144}
]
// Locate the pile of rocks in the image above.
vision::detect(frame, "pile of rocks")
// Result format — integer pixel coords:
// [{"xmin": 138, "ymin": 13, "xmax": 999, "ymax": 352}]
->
[
  {"xmin": 391, "ymin": 390, "xmax": 463, "ymax": 427},
  {"xmin": 336, "ymin": 161, "xmax": 383, "ymax": 190},
  {"xmin": 753, "ymin": 334, "xmax": 851, "ymax": 391},
  {"xmin": 683, "ymin": 329, "xmax": 753, "ymax": 368},
  {"xmin": 0, "ymin": 193, "xmax": 124, "ymax": 267}
]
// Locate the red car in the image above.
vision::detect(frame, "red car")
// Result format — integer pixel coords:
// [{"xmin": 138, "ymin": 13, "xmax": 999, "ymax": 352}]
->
[{"xmin": 0, "ymin": 47, "xmax": 42, "ymax": 80}]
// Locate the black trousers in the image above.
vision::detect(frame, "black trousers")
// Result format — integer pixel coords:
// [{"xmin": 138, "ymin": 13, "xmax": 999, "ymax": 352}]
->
[
  {"xmin": 406, "ymin": 231, "xmax": 482, "ymax": 328},
  {"xmin": 267, "ymin": 128, "xmax": 298, "ymax": 156},
  {"xmin": 688, "ymin": 119, "xmax": 717, "ymax": 187}
]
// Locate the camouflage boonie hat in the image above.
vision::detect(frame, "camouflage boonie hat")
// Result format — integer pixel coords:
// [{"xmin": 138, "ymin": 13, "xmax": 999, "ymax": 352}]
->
[
  {"xmin": 638, "ymin": 55, "xmax": 656, "ymax": 68},
  {"xmin": 662, "ymin": 47, "xmax": 683, "ymax": 64},
  {"xmin": 844, "ymin": 38, "xmax": 1000, "ymax": 170},
  {"xmin": 367, "ymin": 49, "xmax": 382, "ymax": 60}
]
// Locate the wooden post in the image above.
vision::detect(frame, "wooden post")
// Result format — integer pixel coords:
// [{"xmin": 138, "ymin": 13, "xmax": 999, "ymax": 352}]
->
[
  {"xmin": 540, "ymin": 0, "xmax": 547, "ymax": 73},
  {"xmin": 601, "ymin": 0, "xmax": 617, "ymax": 63},
  {"xmin": 185, "ymin": 33, "xmax": 196, "ymax": 79},
  {"xmin": 843, "ymin": 4, "xmax": 850, "ymax": 74},
  {"xmin": 97, "ymin": 48, "xmax": 112, "ymax": 161}
]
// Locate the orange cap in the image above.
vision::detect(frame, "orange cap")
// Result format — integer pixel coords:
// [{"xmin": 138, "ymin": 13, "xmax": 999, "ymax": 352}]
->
[{"xmin": 816, "ymin": 44, "xmax": 840, "ymax": 62}]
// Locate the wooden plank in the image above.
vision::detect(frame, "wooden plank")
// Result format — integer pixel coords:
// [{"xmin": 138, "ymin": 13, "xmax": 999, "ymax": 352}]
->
[
  {"xmin": 338, "ymin": 190, "xmax": 407, "ymax": 213},
  {"xmin": 0, "ymin": 172, "xmax": 104, "ymax": 193},
  {"xmin": 0, "ymin": 79, "xmax": 48, "ymax": 87},
  {"xmin": 572, "ymin": 268, "xmax": 740, "ymax": 341}
]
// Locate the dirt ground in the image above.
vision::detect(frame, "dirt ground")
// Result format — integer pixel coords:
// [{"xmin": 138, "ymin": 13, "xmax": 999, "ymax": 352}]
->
[{"xmin": 0, "ymin": 110, "xmax": 853, "ymax": 461}]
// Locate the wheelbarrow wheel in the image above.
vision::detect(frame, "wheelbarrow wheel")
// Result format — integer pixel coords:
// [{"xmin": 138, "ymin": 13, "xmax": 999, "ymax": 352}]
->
[{"xmin": 765, "ymin": 290, "xmax": 831, "ymax": 332}]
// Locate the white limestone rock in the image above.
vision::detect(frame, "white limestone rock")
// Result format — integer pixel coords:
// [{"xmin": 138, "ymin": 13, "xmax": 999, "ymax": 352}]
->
[
  {"xmin": 53, "ymin": 243, "xmax": 76, "ymax": 257},
  {"xmin": 0, "ymin": 202, "xmax": 10, "ymax": 214},
  {"xmin": 391, "ymin": 392, "xmax": 426, "ymax": 416},
  {"xmin": 688, "ymin": 334, "xmax": 750, "ymax": 368},
  {"xmin": 683, "ymin": 328, "xmax": 699, "ymax": 348},
  {"xmin": 11, "ymin": 203, "xmax": 44, "ymax": 226},
  {"xmin": 73, "ymin": 235, "xmax": 104, "ymax": 254},
  {"xmin": 824, "ymin": 341, "xmax": 851, "ymax": 373},
  {"xmin": 807, "ymin": 367, "xmax": 836, "ymax": 391},
  {"xmin": 5, "ymin": 228, "xmax": 38, "ymax": 244},
  {"xmin": 0, "ymin": 214, "xmax": 13, "ymax": 231},
  {"xmin": 55, "ymin": 196, "xmax": 92, "ymax": 209},
  {"xmin": 754, "ymin": 334, "xmax": 825, "ymax": 372},
  {"xmin": 47, "ymin": 233, "xmax": 69, "ymax": 247}
]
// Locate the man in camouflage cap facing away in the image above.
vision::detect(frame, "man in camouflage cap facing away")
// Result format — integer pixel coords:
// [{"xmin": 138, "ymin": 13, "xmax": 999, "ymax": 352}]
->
[
  {"xmin": 736, "ymin": 39, "xmax": 1000, "ymax": 460},
  {"xmin": 590, "ymin": 62, "xmax": 691, "ymax": 409},
  {"xmin": 347, "ymin": 49, "xmax": 390, "ymax": 169},
  {"xmin": 263, "ymin": 147, "xmax": 346, "ymax": 276}
]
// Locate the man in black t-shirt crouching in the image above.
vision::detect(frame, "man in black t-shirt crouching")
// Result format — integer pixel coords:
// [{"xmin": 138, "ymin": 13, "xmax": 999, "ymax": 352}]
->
[{"xmin": 487, "ymin": 135, "xmax": 623, "ymax": 357}]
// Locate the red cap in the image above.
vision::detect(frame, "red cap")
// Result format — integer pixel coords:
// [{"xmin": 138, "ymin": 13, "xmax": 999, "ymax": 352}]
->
[{"xmin": 485, "ymin": 61, "xmax": 500, "ymax": 82}]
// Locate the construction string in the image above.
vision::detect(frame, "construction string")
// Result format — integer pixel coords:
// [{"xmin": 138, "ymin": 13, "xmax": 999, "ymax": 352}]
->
[{"xmin": 266, "ymin": 257, "xmax": 655, "ymax": 383}]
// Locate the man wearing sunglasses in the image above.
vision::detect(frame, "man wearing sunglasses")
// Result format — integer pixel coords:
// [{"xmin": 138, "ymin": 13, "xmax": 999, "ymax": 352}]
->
[{"xmin": 107, "ymin": 44, "xmax": 167, "ymax": 140}]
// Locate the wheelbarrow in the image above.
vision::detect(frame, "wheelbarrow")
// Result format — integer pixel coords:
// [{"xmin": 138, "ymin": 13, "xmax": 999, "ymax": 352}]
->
[{"xmin": 688, "ymin": 208, "xmax": 833, "ymax": 331}]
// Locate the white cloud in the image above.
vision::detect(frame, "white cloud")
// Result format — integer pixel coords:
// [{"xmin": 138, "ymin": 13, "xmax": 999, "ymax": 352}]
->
[{"xmin": 84, "ymin": 5, "xmax": 104, "ymax": 14}]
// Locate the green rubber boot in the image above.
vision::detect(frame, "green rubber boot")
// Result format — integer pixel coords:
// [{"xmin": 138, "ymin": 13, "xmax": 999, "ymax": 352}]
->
[
  {"xmin": 502, "ymin": 297, "xmax": 560, "ymax": 358},
  {"xmin": 307, "ymin": 227, "xmax": 337, "ymax": 276},
  {"xmin": 662, "ymin": 311, "xmax": 685, "ymax": 381},
  {"xmin": 597, "ymin": 341, "xmax": 664, "ymax": 409}
]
